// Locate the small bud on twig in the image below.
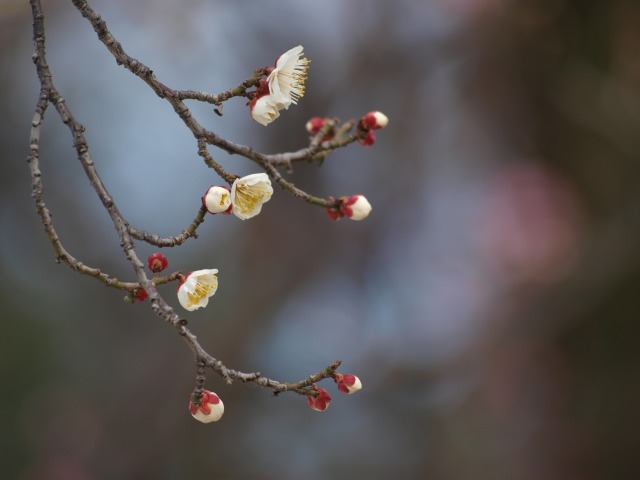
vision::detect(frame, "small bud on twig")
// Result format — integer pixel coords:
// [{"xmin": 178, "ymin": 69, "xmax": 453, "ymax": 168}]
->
[
  {"xmin": 189, "ymin": 390, "xmax": 224, "ymax": 423},
  {"xmin": 147, "ymin": 253, "xmax": 169, "ymax": 273},
  {"xmin": 307, "ymin": 386, "xmax": 332, "ymax": 412}
]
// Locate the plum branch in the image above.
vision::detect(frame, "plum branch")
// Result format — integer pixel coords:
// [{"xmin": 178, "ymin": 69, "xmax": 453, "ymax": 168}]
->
[{"xmin": 29, "ymin": 0, "xmax": 381, "ymax": 422}]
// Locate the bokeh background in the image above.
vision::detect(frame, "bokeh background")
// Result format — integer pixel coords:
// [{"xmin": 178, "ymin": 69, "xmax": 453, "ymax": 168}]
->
[{"xmin": 2, "ymin": 0, "xmax": 640, "ymax": 478}]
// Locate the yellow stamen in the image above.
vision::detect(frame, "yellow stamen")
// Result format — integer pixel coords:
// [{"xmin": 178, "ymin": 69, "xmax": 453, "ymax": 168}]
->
[
  {"xmin": 234, "ymin": 184, "xmax": 271, "ymax": 214},
  {"xmin": 186, "ymin": 280, "xmax": 217, "ymax": 307}
]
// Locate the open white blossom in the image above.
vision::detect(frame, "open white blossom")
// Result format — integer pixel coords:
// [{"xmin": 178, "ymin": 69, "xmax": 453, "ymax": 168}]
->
[
  {"xmin": 177, "ymin": 269, "xmax": 218, "ymax": 311},
  {"xmin": 250, "ymin": 95, "xmax": 281, "ymax": 126},
  {"xmin": 231, "ymin": 173, "xmax": 273, "ymax": 220},
  {"xmin": 267, "ymin": 45, "xmax": 309, "ymax": 108}
]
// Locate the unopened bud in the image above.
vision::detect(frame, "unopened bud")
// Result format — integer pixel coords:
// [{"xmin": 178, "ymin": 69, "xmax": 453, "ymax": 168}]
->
[
  {"xmin": 361, "ymin": 111, "xmax": 389, "ymax": 130},
  {"xmin": 334, "ymin": 373, "xmax": 362, "ymax": 394},
  {"xmin": 307, "ymin": 387, "xmax": 332, "ymax": 412},
  {"xmin": 342, "ymin": 195, "xmax": 372, "ymax": 221},
  {"xmin": 125, "ymin": 288, "xmax": 148, "ymax": 303},
  {"xmin": 202, "ymin": 186, "xmax": 232, "ymax": 214},
  {"xmin": 326, "ymin": 195, "xmax": 372, "ymax": 221},
  {"xmin": 189, "ymin": 390, "xmax": 224, "ymax": 423},
  {"xmin": 306, "ymin": 116, "xmax": 326, "ymax": 134},
  {"xmin": 147, "ymin": 253, "xmax": 168, "ymax": 273},
  {"xmin": 357, "ymin": 129, "xmax": 376, "ymax": 146}
]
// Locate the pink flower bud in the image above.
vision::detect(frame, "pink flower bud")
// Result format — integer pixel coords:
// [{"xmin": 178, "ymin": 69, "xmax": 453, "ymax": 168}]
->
[
  {"xmin": 326, "ymin": 195, "xmax": 372, "ymax": 221},
  {"xmin": 307, "ymin": 387, "xmax": 332, "ymax": 412},
  {"xmin": 189, "ymin": 390, "xmax": 224, "ymax": 423},
  {"xmin": 202, "ymin": 186, "xmax": 232, "ymax": 215},
  {"xmin": 334, "ymin": 373, "xmax": 362, "ymax": 394},
  {"xmin": 147, "ymin": 253, "xmax": 169, "ymax": 273},
  {"xmin": 342, "ymin": 195, "xmax": 372, "ymax": 221},
  {"xmin": 357, "ymin": 130, "xmax": 376, "ymax": 146},
  {"xmin": 361, "ymin": 111, "xmax": 389, "ymax": 130},
  {"xmin": 306, "ymin": 116, "xmax": 326, "ymax": 134}
]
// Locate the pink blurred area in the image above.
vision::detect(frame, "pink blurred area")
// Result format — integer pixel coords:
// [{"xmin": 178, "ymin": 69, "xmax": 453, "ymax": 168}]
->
[
  {"xmin": 2, "ymin": 0, "xmax": 640, "ymax": 479},
  {"xmin": 479, "ymin": 162, "xmax": 585, "ymax": 285}
]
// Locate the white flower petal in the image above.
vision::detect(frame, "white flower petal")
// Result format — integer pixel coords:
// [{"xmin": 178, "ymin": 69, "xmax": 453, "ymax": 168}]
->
[
  {"xmin": 231, "ymin": 173, "xmax": 273, "ymax": 220},
  {"xmin": 346, "ymin": 195, "xmax": 372, "ymax": 221},
  {"xmin": 177, "ymin": 269, "xmax": 219, "ymax": 311},
  {"xmin": 250, "ymin": 95, "xmax": 281, "ymax": 126},
  {"xmin": 267, "ymin": 45, "xmax": 309, "ymax": 106}
]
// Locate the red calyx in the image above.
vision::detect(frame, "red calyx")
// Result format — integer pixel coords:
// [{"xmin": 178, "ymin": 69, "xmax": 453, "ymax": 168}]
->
[
  {"xmin": 357, "ymin": 130, "xmax": 376, "ymax": 146},
  {"xmin": 147, "ymin": 253, "xmax": 168, "ymax": 273},
  {"xmin": 133, "ymin": 288, "xmax": 148, "ymax": 303},
  {"xmin": 307, "ymin": 387, "xmax": 332, "ymax": 411}
]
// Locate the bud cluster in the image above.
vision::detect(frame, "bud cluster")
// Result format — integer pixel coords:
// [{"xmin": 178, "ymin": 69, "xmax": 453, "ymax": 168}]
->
[
  {"xmin": 202, "ymin": 173, "xmax": 273, "ymax": 221},
  {"xmin": 306, "ymin": 372, "xmax": 362, "ymax": 412},
  {"xmin": 305, "ymin": 116, "xmax": 336, "ymax": 142},
  {"xmin": 357, "ymin": 110, "xmax": 389, "ymax": 146}
]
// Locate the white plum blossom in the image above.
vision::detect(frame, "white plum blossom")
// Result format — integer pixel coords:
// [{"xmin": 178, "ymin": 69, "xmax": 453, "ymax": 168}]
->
[
  {"xmin": 250, "ymin": 95, "xmax": 281, "ymax": 126},
  {"xmin": 267, "ymin": 45, "xmax": 309, "ymax": 108},
  {"xmin": 189, "ymin": 390, "xmax": 224, "ymax": 423},
  {"xmin": 230, "ymin": 173, "xmax": 273, "ymax": 220},
  {"xmin": 177, "ymin": 269, "xmax": 218, "ymax": 311},
  {"xmin": 202, "ymin": 186, "xmax": 231, "ymax": 214},
  {"xmin": 249, "ymin": 46, "xmax": 309, "ymax": 126}
]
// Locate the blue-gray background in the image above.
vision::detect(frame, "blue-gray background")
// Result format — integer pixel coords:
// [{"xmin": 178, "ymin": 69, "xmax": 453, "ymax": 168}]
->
[{"xmin": 2, "ymin": 0, "xmax": 640, "ymax": 478}]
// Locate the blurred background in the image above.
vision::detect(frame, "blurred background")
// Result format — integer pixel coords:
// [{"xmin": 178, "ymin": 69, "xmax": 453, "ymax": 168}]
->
[{"xmin": 2, "ymin": 0, "xmax": 640, "ymax": 478}]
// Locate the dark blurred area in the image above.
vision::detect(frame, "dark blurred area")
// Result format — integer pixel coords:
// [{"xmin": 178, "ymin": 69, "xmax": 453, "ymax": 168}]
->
[{"xmin": 2, "ymin": 0, "xmax": 640, "ymax": 478}]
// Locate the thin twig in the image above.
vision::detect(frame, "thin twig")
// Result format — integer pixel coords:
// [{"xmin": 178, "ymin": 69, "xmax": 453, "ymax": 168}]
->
[
  {"xmin": 69, "ymin": 0, "xmax": 356, "ymax": 205},
  {"xmin": 29, "ymin": 0, "xmax": 348, "ymax": 398}
]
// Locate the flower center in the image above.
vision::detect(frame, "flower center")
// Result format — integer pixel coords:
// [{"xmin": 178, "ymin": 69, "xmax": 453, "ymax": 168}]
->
[
  {"xmin": 279, "ymin": 61, "xmax": 309, "ymax": 102},
  {"xmin": 234, "ymin": 184, "xmax": 271, "ymax": 213},
  {"xmin": 186, "ymin": 280, "xmax": 217, "ymax": 307}
]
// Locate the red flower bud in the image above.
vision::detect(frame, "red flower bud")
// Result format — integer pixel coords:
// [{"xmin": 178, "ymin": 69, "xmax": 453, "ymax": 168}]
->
[
  {"xmin": 334, "ymin": 373, "xmax": 363, "ymax": 394},
  {"xmin": 307, "ymin": 387, "xmax": 332, "ymax": 412},
  {"xmin": 361, "ymin": 111, "xmax": 389, "ymax": 130},
  {"xmin": 326, "ymin": 208, "xmax": 343, "ymax": 221},
  {"xmin": 133, "ymin": 288, "xmax": 148, "ymax": 303},
  {"xmin": 357, "ymin": 130, "xmax": 376, "ymax": 146},
  {"xmin": 306, "ymin": 117, "xmax": 327, "ymax": 135},
  {"xmin": 147, "ymin": 253, "xmax": 168, "ymax": 273}
]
